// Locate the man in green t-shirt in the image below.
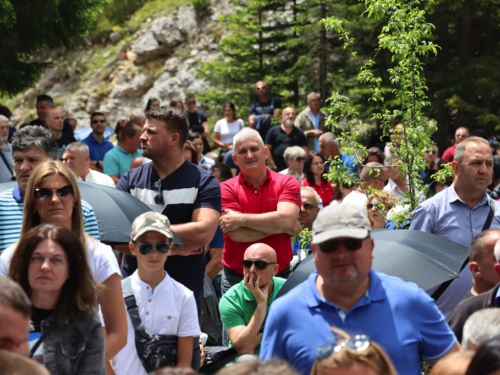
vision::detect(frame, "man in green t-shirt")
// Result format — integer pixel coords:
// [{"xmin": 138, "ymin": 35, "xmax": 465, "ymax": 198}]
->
[{"xmin": 219, "ymin": 243, "xmax": 285, "ymax": 356}]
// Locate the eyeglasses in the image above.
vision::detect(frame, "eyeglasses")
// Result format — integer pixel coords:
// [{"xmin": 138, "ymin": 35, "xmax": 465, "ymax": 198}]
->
[
  {"xmin": 35, "ymin": 185, "xmax": 74, "ymax": 200},
  {"xmin": 425, "ymin": 150, "xmax": 436, "ymax": 154},
  {"xmin": 316, "ymin": 335, "xmax": 371, "ymax": 360},
  {"xmin": 318, "ymin": 238, "xmax": 367, "ymax": 253},
  {"xmin": 376, "ymin": 177, "xmax": 389, "ymax": 186},
  {"xmin": 367, "ymin": 202, "xmax": 383, "ymax": 210},
  {"xmin": 242, "ymin": 260, "xmax": 276, "ymax": 270},
  {"xmin": 134, "ymin": 241, "xmax": 172, "ymax": 255},
  {"xmin": 295, "ymin": 157, "xmax": 305, "ymax": 162},
  {"xmin": 302, "ymin": 203, "xmax": 316, "ymax": 210},
  {"xmin": 91, "ymin": 119, "xmax": 106, "ymax": 124},
  {"xmin": 154, "ymin": 179, "xmax": 164, "ymax": 205}
]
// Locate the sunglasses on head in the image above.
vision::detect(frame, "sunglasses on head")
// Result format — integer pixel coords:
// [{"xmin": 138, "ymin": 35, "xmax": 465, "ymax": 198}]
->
[
  {"xmin": 35, "ymin": 185, "xmax": 74, "ymax": 200},
  {"xmin": 318, "ymin": 238, "xmax": 368, "ymax": 253},
  {"xmin": 154, "ymin": 179, "xmax": 165, "ymax": 205},
  {"xmin": 242, "ymin": 260, "xmax": 276, "ymax": 270},
  {"xmin": 134, "ymin": 241, "xmax": 172, "ymax": 255},
  {"xmin": 316, "ymin": 335, "xmax": 371, "ymax": 360},
  {"xmin": 91, "ymin": 119, "xmax": 106, "ymax": 124}
]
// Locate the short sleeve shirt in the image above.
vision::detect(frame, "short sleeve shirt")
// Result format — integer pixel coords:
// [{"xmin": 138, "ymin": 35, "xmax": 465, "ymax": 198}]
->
[
  {"xmin": 221, "ymin": 168, "xmax": 301, "ymax": 274},
  {"xmin": 249, "ymin": 98, "xmax": 282, "ymax": 116},
  {"xmin": 82, "ymin": 134, "xmax": 115, "ymax": 161},
  {"xmin": 265, "ymin": 126, "xmax": 307, "ymax": 171},
  {"xmin": 103, "ymin": 146, "xmax": 142, "ymax": 178},
  {"xmin": 185, "ymin": 110, "xmax": 208, "ymax": 134}
]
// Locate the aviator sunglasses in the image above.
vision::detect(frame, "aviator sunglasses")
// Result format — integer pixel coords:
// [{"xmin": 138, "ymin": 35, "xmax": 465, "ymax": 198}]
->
[
  {"xmin": 35, "ymin": 185, "xmax": 74, "ymax": 200},
  {"xmin": 318, "ymin": 238, "xmax": 368, "ymax": 253},
  {"xmin": 134, "ymin": 241, "xmax": 172, "ymax": 255},
  {"xmin": 154, "ymin": 179, "xmax": 165, "ymax": 205},
  {"xmin": 242, "ymin": 260, "xmax": 276, "ymax": 270}
]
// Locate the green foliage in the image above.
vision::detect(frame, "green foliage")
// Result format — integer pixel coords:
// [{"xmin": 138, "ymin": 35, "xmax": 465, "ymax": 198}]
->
[
  {"xmin": 298, "ymin": 227, "xmax": 313, "ymax": 252},
  {"xmin": 192, "ymin": 0, "xmax": 211, "ymax": 9}
]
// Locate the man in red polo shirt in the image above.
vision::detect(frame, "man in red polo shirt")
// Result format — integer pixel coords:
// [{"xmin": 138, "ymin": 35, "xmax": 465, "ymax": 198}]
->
[{"xmin": 220, "ymin": 128, "xmax": 302, "ymax": 294}]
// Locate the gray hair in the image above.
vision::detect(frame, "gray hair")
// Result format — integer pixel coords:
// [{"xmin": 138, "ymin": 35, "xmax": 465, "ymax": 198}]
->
[
  {"xmin": 493, "ymin": 236, "xmax": 500, "ymax": 262},
  {"xmin": 0, "ymin": 115, "xmax": 9, "ymax": 123},
  {"xmin": 283, "ymin": 146, "xmax": 306, "ymax": 162},
  {"xmin": 360, "ymin": 162, "xmax": 385, "ymax": 183},
  {"xmin": 65, "ymin": 142, "xmax": 90, "ymax": 158},
  {"xmin": 454, "ymin": 136, "xmax": 490, "ymax": 164},
  {"xmin": 0, "ymin": 275, "xmax": 31, "ymax": 317},
  {"xmin": 233, "ymin": 128, "xmax": 264, "ymax": 149},
  {"xmin": 12, "ymin": 126, "xmax": 58, "ymax": 160},
  {"xmin": 319, "ymin": 132, "xmax": 339, "ymax": 147},
  {"xmin": 307, "ymin": 92, "xmax": 320, "ymax": 101},
  {"xmin": 301, "ymin": 186, "xmax": 321, "ymax": 207},
  {"xmin": 462, "ymin": 308, "xmax": 500, "ymax": 350}
]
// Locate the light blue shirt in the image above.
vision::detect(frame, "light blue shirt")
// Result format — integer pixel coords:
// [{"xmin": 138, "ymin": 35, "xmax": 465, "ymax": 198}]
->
[
  {"xmin": 410, "ymin": 183, "xmax": 500, "ymax": 316},
  {"xmin": 308, "ymin": 108, "xmax": 320, "ymax": 152}
]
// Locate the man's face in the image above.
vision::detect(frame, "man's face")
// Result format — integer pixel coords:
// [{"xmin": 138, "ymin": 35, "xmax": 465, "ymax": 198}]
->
[
  {"xmin": 185, "ymin": 97, "xmax": 197, "ymax": 112},
  {"xmin": 13, "ymin": 147, "xmax": 49, "ymax": 193},
  {"xmin": 373, "ymin": 168, "xmax": 389, "ymax": 190},
  {"xmin": 62, "ymin": 150, "xmax": 88, "ymax": 178},
  {"xmin": 90, "ymin": 115, "xmax": 107, "ymax": 135},
  {"xmin": 243, "ymin": 245, "xmax": 278, "ymax": 289},
  {"xmin": 141, "ymin": 118, "xmax": 172, "ymax": 160},
  {"xmin": 307, "ymin": 94, "xmax": 321, "ymax": 112},
  {"xmin": 0, "ymin": 305, "xmax": 30, "ymax": 355},
  {"xmin": 255, "ymin": 81, "xmax": 268, "ymax": 98},
  {"xmin": 281, "ymin": 108, "xmax": 296, "ymax": 126},
  {"xmin": 319, "ymin": 138, "xmax": 339, "ymax": 159},
  {"xmin": 474, "ymin": 233, "xmax": 500, "ymax": 290},
  {"xmin": 232, "ymin": 136, "xmax": 268, "ymax": 174},
  {"xmin": 0, "ymin": 120, "xmax": 9, "ymax": 144},
  {"xmin": 387, "ymin": 161, "xmax": 405, "ymax": 184},
  {"xmin": 452, "ymin": 142, "xmax": 493, "ymax": 194},
  {"xmin": 46, "ymin": 109, "xmax": 64, "ymax": 132},
  {"xmin": 36, "ymin": 100, "xmax": 51, "ymax": 121},
  {"xmin": 299, "ymin": 190, "xmax": 320, "ymax": 228},
  {"xmin": 313, "ymin": 237, "xmax": 374, "ymax": 285},
  {"xmin": 455, "ymin": 128, "xmax": 469, "ymax": 144}
]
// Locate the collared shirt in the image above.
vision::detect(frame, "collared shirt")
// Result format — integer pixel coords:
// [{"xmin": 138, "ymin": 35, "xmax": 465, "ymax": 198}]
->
[
  {"xmin": 77, "ymin": 169, "xmax": 115, "ymax": 188},
  {"xmin": 103, "ymin": 145, "xmax": 142, "ymax": 178},
  {"xmin": 384, "ymin": 177, "xmax": 405, "ymax": 198},
  {"xmin": 221, "ymin": 168, "xmax": 301, "ymax": 274},
  {"xmin": 260, "ymin": 270, "xmax": 456, "ymax": 375},
  {"xmin": 410, "ymin": 183, "xmax": 500, "ymax": 316},
  {"xmin": 82, "ymin": 134, "xmax": 115, "ymax": 161},
  {"xmin": 308, "ymin": 108, "xmax": 320, "ymax": 152}
]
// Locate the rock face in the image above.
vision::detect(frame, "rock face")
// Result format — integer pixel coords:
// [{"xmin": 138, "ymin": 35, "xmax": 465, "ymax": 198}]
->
[{"xmin": 8, "ymin": 3, "xmax": 227, "ymax": 128}]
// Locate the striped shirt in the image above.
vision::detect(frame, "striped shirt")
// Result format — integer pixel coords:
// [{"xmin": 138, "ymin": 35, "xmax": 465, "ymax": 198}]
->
[{"xmin": 0, "ymin": 186, "xmax": 100, "ymax": 252}]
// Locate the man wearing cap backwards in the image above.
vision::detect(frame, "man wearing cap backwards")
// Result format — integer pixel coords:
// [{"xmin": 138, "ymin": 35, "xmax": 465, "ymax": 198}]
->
[
  {"xmin": 260, "ymin": 203, "xmax": 460, "ymax": 375},
  {"xmin": 112, "ymin": 212, "xmax": 200, "ymax": 375}
]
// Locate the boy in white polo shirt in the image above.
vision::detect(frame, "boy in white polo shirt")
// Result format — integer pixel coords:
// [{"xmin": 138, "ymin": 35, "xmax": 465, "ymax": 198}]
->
[{"xmin": 112, "ymin": 212, "xmax": 200, "ymax": 374}]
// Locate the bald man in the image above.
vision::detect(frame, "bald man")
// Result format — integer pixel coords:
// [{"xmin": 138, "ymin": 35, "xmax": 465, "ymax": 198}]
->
[
  {"xmin": 219, "ymin": 243, "xmax": 285, "ymax": 356},
  {"xmin": 45, "ymin": 107, "xmax": 76, "ymax": 152}
]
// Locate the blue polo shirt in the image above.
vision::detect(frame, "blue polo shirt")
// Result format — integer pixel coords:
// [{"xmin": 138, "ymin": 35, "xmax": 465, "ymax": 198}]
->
[
  {"xmin": 82, "ymin": 134, "xmax": 114, "ymax": 161},
  {"xmin": 260, "ymin": 270, "xmax": 456, "ymax": 375}
]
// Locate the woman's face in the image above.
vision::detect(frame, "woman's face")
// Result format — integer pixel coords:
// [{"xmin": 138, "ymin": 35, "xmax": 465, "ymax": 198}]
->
[
  {"xmin": 149, "ymin": 100, "xmax": 160, "ymax": 110},
  {"xmin": 191, "ymin": 137, "xmax": 204, "ymax": 156},
  {"xmin": 182, "ymin": 149, "xmax": 195, "ymax": 163},
  {"xmin": 319, "ymin": 362, "xmax": 378, "ymax": 375},
  {"xmin": 34, "ymin": 174, "xmax": 75, "ymax": 227},
  {"xmin": 224, "ymin": 106, "xmax": 235, "ymax": 120},
  {"xmin": 310, "ymin": 155, "xmax": 325, "ymax": 176},
  {"xmin": 368, "ymin": 197, "xmax": 386, "ymax": 229},
  {"xmin": 28, "ymin": 239, "xmax": 69, "ymax": 297}
]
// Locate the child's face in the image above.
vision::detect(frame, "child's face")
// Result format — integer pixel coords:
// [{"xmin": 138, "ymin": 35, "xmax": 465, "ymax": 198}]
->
[{"xmin": 129, "ymin": 231, "xmax": 171, "ymax": 273}]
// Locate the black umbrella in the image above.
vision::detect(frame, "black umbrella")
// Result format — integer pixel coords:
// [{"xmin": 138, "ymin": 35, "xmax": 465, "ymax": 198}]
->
[
  {"xmin": 0, "ymin": 181, "xmax": 185, "ymax": 246},
  {"xmin": 276, "ymin": 229, "xmax": 469, "ymax": 299}
]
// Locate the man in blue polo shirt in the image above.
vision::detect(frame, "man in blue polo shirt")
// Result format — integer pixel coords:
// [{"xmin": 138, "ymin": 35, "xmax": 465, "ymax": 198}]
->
[
  {"xmin": 0, "ymin": 126, "xmax": 100, "ymax": 252},
  {"xmin": 82, "ymin": 112, "xmax": 114, "ymax": 172},
  {"xmin": 260, "ymin": 203, "xmax": 459, "ymax": 375}
]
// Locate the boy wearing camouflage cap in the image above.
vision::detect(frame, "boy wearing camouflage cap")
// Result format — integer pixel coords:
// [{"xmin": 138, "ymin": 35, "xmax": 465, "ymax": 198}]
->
[{"xmin": 111, "ymin": 212, "xmax": 201, "ymax": 374}]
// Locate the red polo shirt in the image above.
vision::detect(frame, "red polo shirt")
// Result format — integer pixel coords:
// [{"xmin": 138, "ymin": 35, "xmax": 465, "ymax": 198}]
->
[{"xmin": 221, "ymin": 168, "xmax": 301, "ymax": 274}]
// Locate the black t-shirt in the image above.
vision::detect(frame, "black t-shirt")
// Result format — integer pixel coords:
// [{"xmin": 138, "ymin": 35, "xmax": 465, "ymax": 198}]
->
[
  {"xmin": 29, "ymin": 307, "xmax": 54, "ymax": 364},
  {"xmin": 185, "ymin": 110, "xmax": 208, "ymax": 134},
  {"xmin": 56, "ymin": 132, "xmax": 77, "ymax": 149},
  {"xmin": 265, "ymin": 126, "xmax": 307, "ymax": 171}
]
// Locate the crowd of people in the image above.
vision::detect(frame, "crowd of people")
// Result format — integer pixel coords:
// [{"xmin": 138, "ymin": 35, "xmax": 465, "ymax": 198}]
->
[{"xmin": 1, "ymin": 81, "xmax": 500, "ymax": 375}]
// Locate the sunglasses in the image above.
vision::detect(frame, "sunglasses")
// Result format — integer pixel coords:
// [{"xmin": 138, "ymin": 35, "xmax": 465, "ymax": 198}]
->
[
  {"xmin": 242, "ymin": 260, "xmax": 276, "ymax": 270},
  {"xmin": 154, "ymin": 179, "xmax": 164, "ymax": 205},
  {"xmin": 367, "ymin": 202, "xmax": 383, "ymax": 210},
  {"xmin": 295, "ymin": 157, "xmax": 305, "ymax": 162},
  {"xmin": 376, "ymin": 177, "xmax": 389, "ymax": 186},
  {"xmin": 316, "ymin": 335, "xmax": 371, "ymax": 360},
  {"xmin": 318, "ymin": 238, "xmax": 367, "ymax": 253},
  {"xmin": 91, "ymin": 119, "xmax": 106, "ymax": 124},
  {"xmin": 35, "ymin": 185, "xmax": 74, "ymax": 200},
  {"xmin": 187, "ymin": 100, "xmax": 196, "ymax": 105},
  {"xmin": 302, "ymin": 203, "xmax": 315, "ymax": 210},
  {"xmin": 134, "ymin": 242, "xmax": 172, "ymax": 255},
  {"xmin": 256, "ymin": 86, "xmax": 267, "ymax": 90},
  {"xmin": 425, "ymin": 150, "xmax": 436, "ymax": 154}
]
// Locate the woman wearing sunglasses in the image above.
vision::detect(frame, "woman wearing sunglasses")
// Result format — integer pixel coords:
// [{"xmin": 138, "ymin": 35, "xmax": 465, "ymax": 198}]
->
[
  {"xmin": 302, "ymin": 151, "xmax": 333, "ymax": 207},
  {"xmin": 311, "ymin": 330, "xmax": 397, "ymax": 375},
  {"xmin": 365, "ymin": 191, "xmax": 397, "ymax": 230},
  {"xmin": 9, "ymin": 224, "xmax": 105, "ymax": 374},
  {"xmin": 0, "ymin": 160, "xmax": 127, "ymax": 373}
]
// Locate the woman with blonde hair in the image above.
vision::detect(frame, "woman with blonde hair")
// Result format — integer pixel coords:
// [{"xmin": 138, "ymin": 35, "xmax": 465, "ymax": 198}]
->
[
  {"xmin": 365, "ymin": 191, "xmax": 397, "ymax": 230},
  {"xmin": 311, "ymin": 330, "xmax": 397, "ymax": 375},
  {"xmin": 0, "ymin": 160, "xmax": 127, "ymax": 372}
]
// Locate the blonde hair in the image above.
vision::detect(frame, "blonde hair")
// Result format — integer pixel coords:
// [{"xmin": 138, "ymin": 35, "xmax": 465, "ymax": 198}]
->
[
  {"xmin": 365, "ymin": 191, "xmax": 397, "ymax": 228},
  {"xmin": 311, "ymin": 329, "xmax": 397, "ymax": 375}
]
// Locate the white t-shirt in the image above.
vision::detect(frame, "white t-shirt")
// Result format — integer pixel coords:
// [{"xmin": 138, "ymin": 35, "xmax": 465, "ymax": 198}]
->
[
  {"xmin": 213, "ymin": 119, "xmax": 244, "ymax": 145},
  {"xmin": 112, "ymin": 271, "xmax": 200, "ymax": 375},
  {"xmin": 0, "ymin": 237, "xmax": 120, "ymax": 284},
  {"xmin": 341, "ymin": 191, "xmax": 369, "ymax": 215},
  {"xmin": 77, "ymin": 170, "xmax": 116, "ymax": 188}
]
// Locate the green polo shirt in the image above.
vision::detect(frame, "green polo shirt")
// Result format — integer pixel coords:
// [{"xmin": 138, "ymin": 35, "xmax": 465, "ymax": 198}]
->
[{"xmin": 219, "ymin": 277, "xmax": 286, "ymax": 354}]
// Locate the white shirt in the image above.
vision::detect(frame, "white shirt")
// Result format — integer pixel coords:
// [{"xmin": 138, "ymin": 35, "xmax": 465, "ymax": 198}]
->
[
  {"xmin": 112, "ymin": 271, "xmax": 200, "ymax": 375},
  {"xmin": 341, "ymin": 190, "xmax": 368, "ymax": 215},
  {"xmin": 213, "ymin": 119, "xmax": 244, "ymax": 145},
  {"xmin": 77, "ymin": 169, "xmax": 116, "ymax": 188}
]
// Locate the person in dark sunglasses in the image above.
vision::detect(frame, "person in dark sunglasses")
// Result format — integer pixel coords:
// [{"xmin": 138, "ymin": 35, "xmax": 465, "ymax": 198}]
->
[
  {"xmin": 81, "ymin": 112, "xmax": 114, "ymax": 172},
  {"xmin": 281, "ymin": 146, "xmax": 306, "ymax": 178},
  {"xmin": 260, "ymin": 203, "xmax": 460, "ymax": 375},
  {"xmin": 219, "ymin": 243, "xmax": 284, "ymax": 359}
]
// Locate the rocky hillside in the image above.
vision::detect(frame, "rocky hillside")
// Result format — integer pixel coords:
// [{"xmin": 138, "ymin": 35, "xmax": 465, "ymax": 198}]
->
[{"xmin": 5, "ymin": 0, "xmax": 232, "ymax": 128}]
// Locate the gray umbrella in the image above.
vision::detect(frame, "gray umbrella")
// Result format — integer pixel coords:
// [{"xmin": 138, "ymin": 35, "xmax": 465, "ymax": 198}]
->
[{"xmin": 0, "ymin": 181, "xmax": 185, "ymax": 246}]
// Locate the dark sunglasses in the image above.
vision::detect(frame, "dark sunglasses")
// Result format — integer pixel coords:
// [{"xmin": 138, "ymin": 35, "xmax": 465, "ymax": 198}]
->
[
  {"xmin": 134, "ymin": 242, "xmax": 171, "ymax": 255},
  {"xmin": 295, "ymin": 157, "xmax": 305, "ymax": 162},
  {"xmin": 187, "ymin": 100, "xmax": 196, "ymax": 104},
  {"xmin": 316, "ymin": 335, "xmax": 370, "ymax": 360},
  {"xmin": 302, "ymin": 203, "xmax": 315, "ymax": 210},
  {"xmin": 154, "ymin": 179, "xmax": 164, "ymax": 205},
  {"xmin": 35, "ymin": 185, "xmax": 74, "ymax": 200},
  {"xmin": 367, "ymin": 202, "xmax": 383, "ymax": 210},
  {"xmin": 318, "ymin": 238, "xmax": 367, "ymax": 253},
  {"xmin": 242, "ymin": 260, "xmax": 276, "ymax": 270},
  {"xmin": 425, "ymin": 150, "xmax": 436, "ymax": 154},
  {"xmin": 91, "ymin": 119, "xmax": 106, "ymax": 124}
]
